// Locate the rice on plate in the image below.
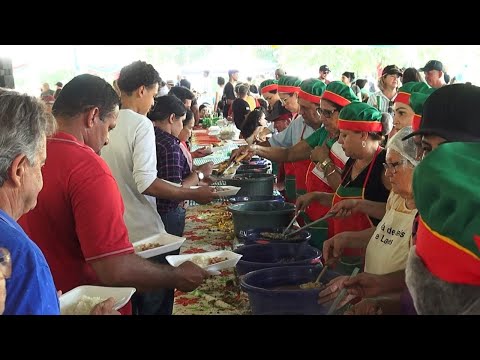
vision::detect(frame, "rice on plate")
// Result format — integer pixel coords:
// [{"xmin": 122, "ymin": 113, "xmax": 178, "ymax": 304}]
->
[{"xmin": 61, "ymin": 295, "xmax": 106, "ymax": 315}]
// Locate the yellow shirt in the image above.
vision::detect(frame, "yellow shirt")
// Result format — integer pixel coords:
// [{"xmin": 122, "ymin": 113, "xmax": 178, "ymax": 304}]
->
[
  {"xmin": 246, "ymin": 96, "xmax": 257, "ymax": 111},
  {"xmin": 364, "ymin": 192, "xmax": 417, "ymax": 275}
]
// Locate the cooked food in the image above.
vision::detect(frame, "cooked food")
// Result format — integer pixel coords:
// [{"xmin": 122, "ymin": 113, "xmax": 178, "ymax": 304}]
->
[
  {"xmin": 259, "ymin": 232, "xmax": 302, "ymax": 241},
  {"xmin": 62, "ymin": 295, "xmax": 107, "ymax": 315},
  {"xmin": 212, "ymin": 186, "xmax": 227, "ymax": 192},
  {"xmin": 190, "ymin": 254, "xmax": 229, "ymax": 268},
  {"xmin": 134, "ymin": 242, "xmax": 164, "ymax": 252},
  {"xmin": 299, "ymin": 282, "xmax": 326, "ymax": 290}
]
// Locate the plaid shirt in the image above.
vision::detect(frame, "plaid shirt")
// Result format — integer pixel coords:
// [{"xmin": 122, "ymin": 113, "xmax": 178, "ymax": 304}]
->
[{"xmin": 155, "ymin": 128, "xmax": 191, "ymax": 213}]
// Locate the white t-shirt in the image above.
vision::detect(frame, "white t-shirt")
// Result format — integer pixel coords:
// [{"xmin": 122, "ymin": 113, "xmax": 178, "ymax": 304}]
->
[
  {"xmin": 268, "ymin": 115, "xmax": 315, "ymax": 147},
  {"xmin": 101, "ymin": 109, "xmax": 166, "ymax": 243}
]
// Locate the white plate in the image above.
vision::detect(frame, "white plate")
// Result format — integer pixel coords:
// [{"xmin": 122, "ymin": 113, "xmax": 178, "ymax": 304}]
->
[
  {"xmin": 134, "ymin": 233, "xmax": 186, "ymax": 258},
  {"xmin": 190, "ymin": 185, "xmax": 241, "ymax": 197},
  {"xmin": 59, "ymin": 285, "xmax": 136, "ymax": 315},
  {"xmin": 166, "ymin": 250, "xmax": 242, "ymax": 275}
]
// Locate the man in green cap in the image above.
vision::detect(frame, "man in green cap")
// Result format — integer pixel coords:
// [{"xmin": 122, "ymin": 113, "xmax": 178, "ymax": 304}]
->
[{"xmin": 406, "ymin": 142, "xmax": 480, "ymax": 314}]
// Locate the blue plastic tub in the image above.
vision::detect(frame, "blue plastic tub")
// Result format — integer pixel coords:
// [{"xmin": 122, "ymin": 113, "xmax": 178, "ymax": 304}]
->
[
  {"xmin": 238, "ymin": 227, "xmax": 311, "ymax": 245},
  {"xmin": 240, "ymin": 265, "xmax": 341, "ymax": 315},
  {"xmin": 234, "ymin": 242, "xmax": 321, "ymax": 275}
]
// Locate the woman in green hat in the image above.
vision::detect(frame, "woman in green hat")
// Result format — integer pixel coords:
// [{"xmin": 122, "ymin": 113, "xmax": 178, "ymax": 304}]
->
[
  {"xmin": 276, "ymin": 76, "xmax": 304, "ymax": 203},
  {"xmin": 390, "ymin": 82, "xmax": 435, "ymax": 137},
  {"xmin": 318, "ymin": 126, "xmax": 419, "ymax": 309},
  {"xmin": 298, "ymin": 81, "xmax": 357, "ymax": 247},
  {"xmin": 298, "ymin": 102, "xmax": 392, "ymax": 262}
]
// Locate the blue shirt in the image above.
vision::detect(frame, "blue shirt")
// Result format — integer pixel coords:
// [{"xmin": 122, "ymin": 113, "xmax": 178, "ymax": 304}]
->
[
  {"xmin": 155, "ymin": 128, "xmax": 191, "ymax": 213},
  {"xmin": 0, "ymin": 210, "xmax": 59, "ymax": 315}
]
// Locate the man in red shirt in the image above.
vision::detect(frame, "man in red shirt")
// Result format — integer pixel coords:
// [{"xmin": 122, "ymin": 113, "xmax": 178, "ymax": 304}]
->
[{"xmin": 19, "ymin": 74, "xmax": 209, "ymax": 315}]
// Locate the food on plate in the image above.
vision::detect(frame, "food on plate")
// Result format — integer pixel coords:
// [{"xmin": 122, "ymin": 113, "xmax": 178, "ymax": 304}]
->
[
  {"xmin": 134, "ymin": 242, "xmax": 165, "ymax": 252},
  {"xmin": 62, "ymin": 295, "xmax": 106, "ymax": 315},
  {"xmin": 190, "ymin": 254, "xmax": 229, "ymax": 268}
]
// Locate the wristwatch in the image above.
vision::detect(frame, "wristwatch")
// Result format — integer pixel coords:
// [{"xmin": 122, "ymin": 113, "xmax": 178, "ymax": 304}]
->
[
  {"xmin": 320, "ymin": 158, "xmax": 332, "ymax": 171},
  {"xmin": 195, "ymin": 170, "xmax": 204, "ymax": 181}
]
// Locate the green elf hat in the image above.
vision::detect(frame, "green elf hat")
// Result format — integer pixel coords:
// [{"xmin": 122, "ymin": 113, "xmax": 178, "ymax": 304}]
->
[
  {"xmin": 337, "ymin": 102, "xmax": 383, "ymax": 132},
  {"xmin": 409, "ymin": 89, "xmax": 436, "ymax": 131},
  {"xmin": 277, "ymin": 76, "xmax": 302, "ymax": 93},
  {"xmin": 298, "ymin": 78, "xmax": 326, "ymax": 104},
  {"xmin": 413, "ymin": 142, "xmax": 480, "ymax": 286},
  {"xmin": 259, "ymin": 79, "xmax": 278, "ymax": 94},
  {"xmin": 395, "ymin": 82, "xmax": 435, "ymax": 131},
  {"xmin": 322, "ymin": 80, "xmax": 360, "ymax": 107}
]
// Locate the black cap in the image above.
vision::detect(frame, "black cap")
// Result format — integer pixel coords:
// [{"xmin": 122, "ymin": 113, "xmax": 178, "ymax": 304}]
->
[
  {"xmin": 319, "ymin": 65, "xmax": 330, "ymax": 73},
  {"xmin": 402, "ymin": 83, "xmax": 480, "ymax": 142},
  {"xmin": 55, "ymin": 82, "xmax": 63, "ymax": 87},
  {"xmin": 382, "ymin": 65, "xmax": 403, "ymax": 77},
  {"xmin": 420, "ymin": 60, "xmax": 444, "ymax": 72}
]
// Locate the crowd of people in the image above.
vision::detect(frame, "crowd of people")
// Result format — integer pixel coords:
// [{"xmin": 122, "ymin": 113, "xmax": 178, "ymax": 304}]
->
[{"xmin": 0, "ymin": 58, "xmax": 478, "ymax": 315}]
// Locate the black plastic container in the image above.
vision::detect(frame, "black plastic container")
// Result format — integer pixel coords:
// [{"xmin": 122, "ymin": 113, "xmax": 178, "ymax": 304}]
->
[
  {"xmin": 234, "ymin": 242, "xmax": 321, "ymax": 275},
  {"xmin": 225, "ymin": 173, "xmax": 275, "ymax": 197},
  {"xmin": 227, "ymin": 201, "xmax": 295, "ymax": 237},
  {"xmin": 240, "ymin": 265, "xmax": 341, "ymax": 315}
]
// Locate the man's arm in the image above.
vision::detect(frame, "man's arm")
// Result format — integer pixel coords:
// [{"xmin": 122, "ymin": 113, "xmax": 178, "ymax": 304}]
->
[{"xmin": 253, "ymin": 140, "xmax": 312, "ymax": 163}]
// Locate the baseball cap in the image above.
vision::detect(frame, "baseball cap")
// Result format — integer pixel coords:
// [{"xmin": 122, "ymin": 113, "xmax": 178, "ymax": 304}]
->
[
  {"xmin": 402, "ymin": 83, "xmax": 480, "ymax": 142},
  {"xmin": 319, "ymin": 65, "xmax": 330, "ymax": 73},
  {"xmin": 55, "ymin": 82, "xmax": 63, "ymax": 87},
  {"xmin": 420, "ymin": 60, "xmax": 444, "ymax": 72},
  {"xmin": 382, "ymin": 65, "xmax": 403, "ymax": 77}
]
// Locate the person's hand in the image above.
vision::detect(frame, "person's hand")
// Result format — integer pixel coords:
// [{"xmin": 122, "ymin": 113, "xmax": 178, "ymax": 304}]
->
[
  {"xmin": 318, "ymin": 276, "xmax": 356, "ymax": 309},
  {"xmin": 229, "ymin": 145, "xmax": 254, "ymax": 163},
  {"xmin": 174, "ymin": 261, "xmax": 210, "ymax": 292},
  {"xmin": 343, "ymin": 272, "xmax": 384, "ymax": 299},
  {"xmin": 89, "ymin": 297, "xmax": 121, "ymax": 315},
  {"xmin": 322, "ymin": 232, "xmax": 350, "ymax": 263},
  {"xmin": 192, "ymin": 146, "xmax": 213, "ymax": 158},
  {"xmin": 197, "ymin": 161, "xmax": 214, "ymax": 177},
  {"xmin": 191, "ymin": 186, "xmax": 216, "ymax": 204},
  {"xmin": 310, "ymin": 143, "xmax": 329, "ymax": 163},
  {"xmin": 330, "ymin": 199, "xmax": 360, "ymax": 218},
  {"xmin": 295, "ymin": 192, "xmax": 318, "ymax": 214},
  {"xmin": 344, "ymin": 298, "xmax": 382, "ymax": 315}
]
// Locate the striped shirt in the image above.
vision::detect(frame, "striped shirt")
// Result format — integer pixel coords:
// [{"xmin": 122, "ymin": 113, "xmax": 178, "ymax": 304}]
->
[
  {"xmin": 367, "ymin": 90, "xmax": 396, "ymax": 115},
  {"xmin": 155, "ymin": 128, "xmax": 191, "ymax": 212}
]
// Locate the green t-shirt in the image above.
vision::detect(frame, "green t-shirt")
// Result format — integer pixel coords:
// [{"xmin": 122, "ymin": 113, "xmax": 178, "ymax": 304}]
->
[
  {"xmin": 305, "ymin": 127, "xmax": 327, "ymax": 148},
  {"xmin": 305, "ymin": 126, "xmax": 335, "ymax": 148}
]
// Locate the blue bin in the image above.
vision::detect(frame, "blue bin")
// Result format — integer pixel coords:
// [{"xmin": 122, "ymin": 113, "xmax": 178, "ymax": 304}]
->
[
  {"xmin": 234, "ymin": 243, "xmax": 321, "ymax": 275},
  {"xmin": 238, "ymin": 227, "xmax": 311, "ymax": 245},
  {"xmin": 240, "ymin": 265, "xmax": 341, "ymax": 315}
]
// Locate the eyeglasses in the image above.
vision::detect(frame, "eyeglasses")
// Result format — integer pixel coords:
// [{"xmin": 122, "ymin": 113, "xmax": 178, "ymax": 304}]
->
[
  {"xmin": 387, "ymin": 100, "xmax": 394, "ymax": 115},
  {"xmin": 383, "ymin": 160, "xmax": 407, "ymax": 174},
  {"xmin": 317, "ymin": 108, "xmax": 337, "ymax": 118},
  {"xmin": 0, "ymin": 248, "xmax": 12, "ymax": 279},
  {"xmin": 279, "ymin": 94, "xmax": 293, "ymax": 105}
]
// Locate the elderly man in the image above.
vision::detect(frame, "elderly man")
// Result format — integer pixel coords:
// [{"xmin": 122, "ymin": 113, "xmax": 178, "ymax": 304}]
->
[
  {"xmin": 19, "ymin": 75, "xmax": 209, "ymax": 316},
  {"xmin": 0, "ymin": 90, "xmax": 119, "ymax": 315},
  {"xmin": 419, "ymin": 60, "xmax": 448, "ymax": 89}
]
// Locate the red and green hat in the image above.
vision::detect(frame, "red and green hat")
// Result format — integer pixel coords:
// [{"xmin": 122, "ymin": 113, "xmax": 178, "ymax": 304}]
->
[
  {"xmin": 298, "ymin": 78, "xmax": 326, "ymax": 104},
  {"xmin": 322, "ymin": 81, "xmax": 360, "ymax": 107},
  {"xmin": 337, "ymin": 102, "xmax": 383, "ymax": 132},
  {"xmin": 395, "ymin": 82, "xmax": 436, "ymax": 131},
  {"xmin": 277, "ymin": 76, "xmax": 302, "ymax": 93},
  {"xmin": 259, "ymin": 79, "xmax": 278, "ymax": 94},
  {"xmin": 413, "ymin": 142, "xmax": 480, "ymax": 286}
]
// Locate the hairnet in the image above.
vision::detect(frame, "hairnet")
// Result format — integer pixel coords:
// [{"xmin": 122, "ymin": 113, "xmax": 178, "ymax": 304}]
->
[{"xmin": 386, "ymin": 126, "xmax": 419, "ymax": 166}]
